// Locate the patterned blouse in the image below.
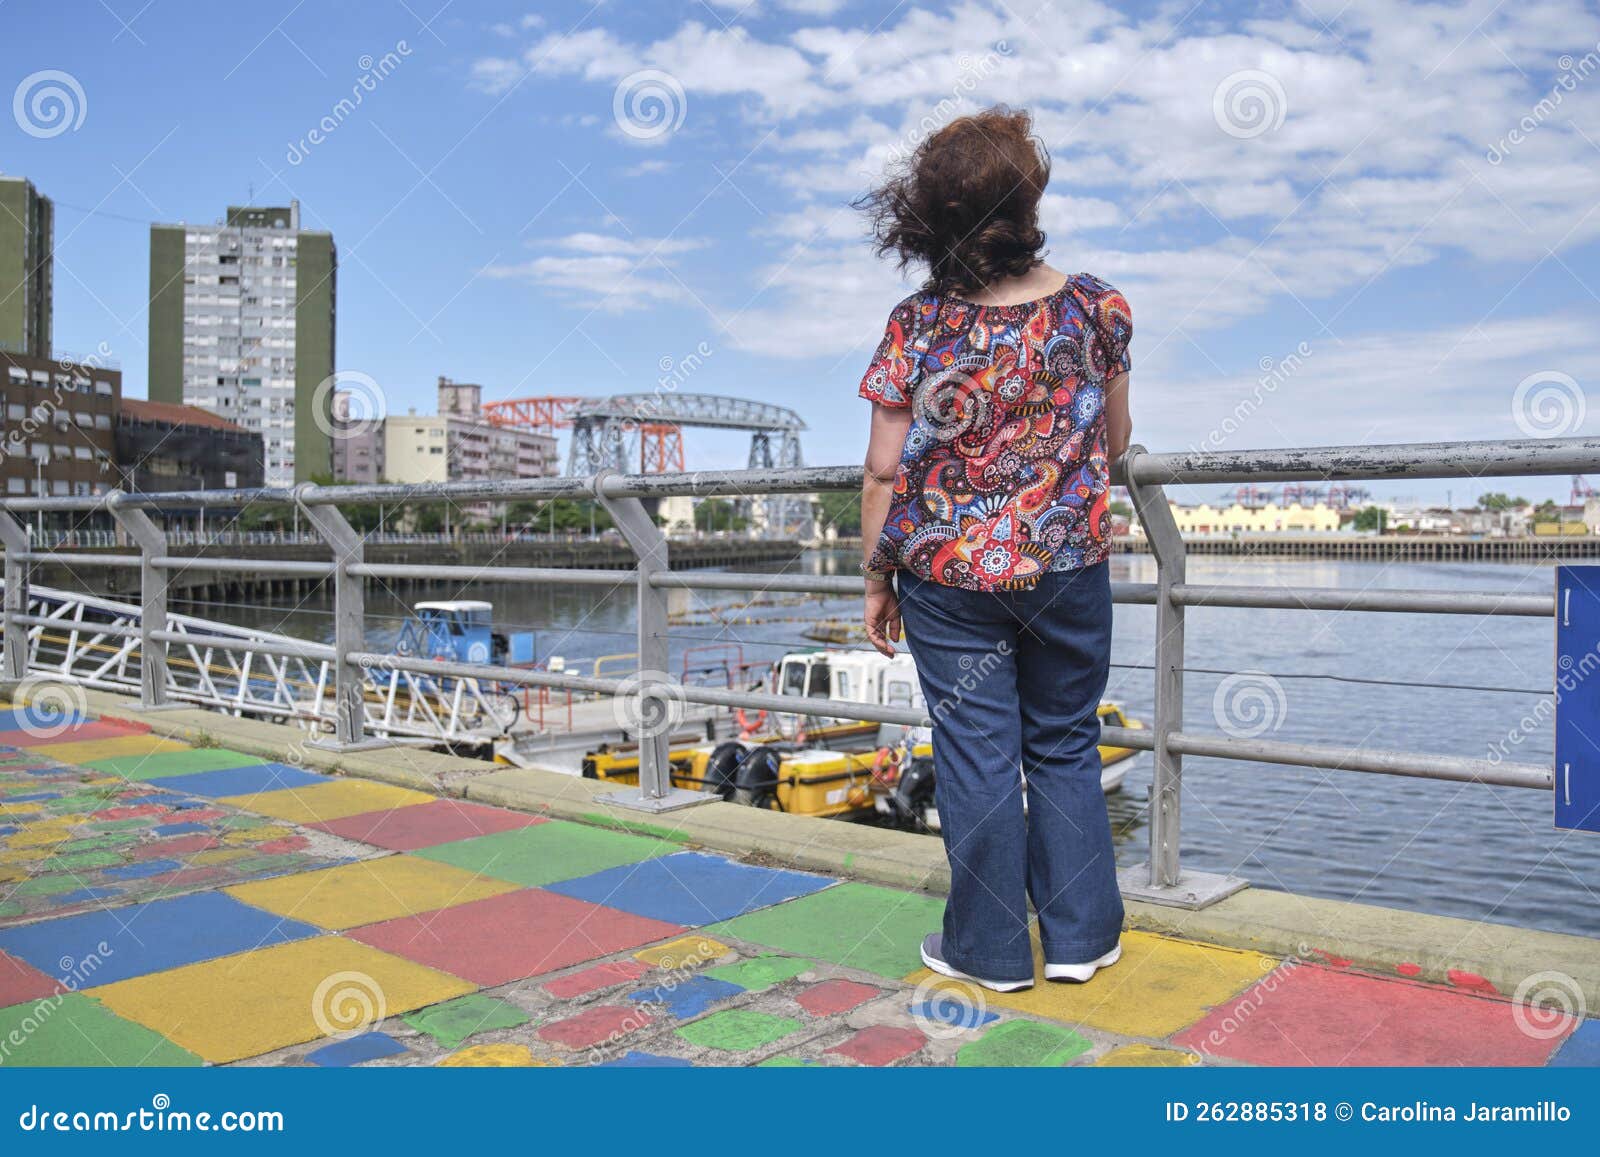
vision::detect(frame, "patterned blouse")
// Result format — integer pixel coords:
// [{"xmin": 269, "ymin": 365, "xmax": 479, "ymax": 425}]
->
[{"xmin": 859, "ymin": 273, "xmax": 1132, "ymax": 592}]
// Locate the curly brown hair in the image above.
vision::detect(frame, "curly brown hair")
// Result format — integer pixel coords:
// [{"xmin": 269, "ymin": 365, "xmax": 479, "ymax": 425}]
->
[{"xmin": 856, "ymin": 106, "xmax": 1050, "ymax": 297}]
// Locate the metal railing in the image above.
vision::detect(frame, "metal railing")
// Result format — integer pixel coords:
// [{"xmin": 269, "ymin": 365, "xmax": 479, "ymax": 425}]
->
[{"xmin": 0, "ymin": 434, "xmax": 1577, "ymax": 909}]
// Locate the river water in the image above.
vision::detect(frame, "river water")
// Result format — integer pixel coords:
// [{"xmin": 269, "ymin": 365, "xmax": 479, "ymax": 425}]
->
[{"xmin": 180, "ymin": 550, "xmax": 1599, "ymax": 941}]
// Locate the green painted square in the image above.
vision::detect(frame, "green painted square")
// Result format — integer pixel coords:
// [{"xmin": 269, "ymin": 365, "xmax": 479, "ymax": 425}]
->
[
  {"xmin": 402, "ymin": 994, "xmax": 530, "ymax": 1049},
  {"xmin": 676, "ymin": 1009, "xmax": 801, "ymax": 1052},
  {"xmin": 704, "ymin": 955, "xmax": 811, "ymax": 992},
  {"xmin": 0, "ymin": 994, "xmax": 201, "ymax": 1066},
  {"xmin": 956, "ymin": 1019, "xmax": 1090, "ymax": 1067},
  {"xmin": 707, "ymin": 882, "xmax": 942, "ymax": 979},
  {"xmin": 85, "ymin": 748, "xmax": 267, "ymax": 781},
  {"xmin": 413, "ymin": 820, "xmax": 675, "ymax": 887}
]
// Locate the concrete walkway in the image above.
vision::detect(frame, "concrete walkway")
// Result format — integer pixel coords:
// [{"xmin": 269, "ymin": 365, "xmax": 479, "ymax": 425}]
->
[{"xmin": 0, "ymin": 701, "xmax": 1595, "ymax": 1068}]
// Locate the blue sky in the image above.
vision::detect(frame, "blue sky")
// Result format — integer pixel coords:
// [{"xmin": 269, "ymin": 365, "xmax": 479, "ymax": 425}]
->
[{"xmin": 5, "ymin": 0, "xmax": 1600, "ymax": 503}]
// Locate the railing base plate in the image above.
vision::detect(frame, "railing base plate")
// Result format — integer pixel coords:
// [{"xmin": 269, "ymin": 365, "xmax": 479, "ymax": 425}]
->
[
  {"xmin": 125, "ymin": 701, "xmax": 192, "ymax": 713},
  {"xmin": 305, "ymin": 736, "xmax": 402, "ymax": 753},
  {"xmin": 604, "ymin": 786, "xmax": 717, "ymax": 813},
  {"xmin": 1118, "ymin": 864, "xmax": 1248, "ymax": 910}
]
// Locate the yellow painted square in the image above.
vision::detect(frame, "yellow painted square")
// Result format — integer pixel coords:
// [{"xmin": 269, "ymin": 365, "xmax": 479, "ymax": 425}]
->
[
  {"xmin": 905, "ymin": 931, "xmax": 1276, "ymax": 1039},
  {"xmin": 1096, "ymin": 1044, "xmax": 1201, "ymax": 1066},
  {"xmin": 0, "ymin": 803, "xmax": 46, "ymax": 818},
  {"xmin": 634, "ymin": 935, "xmax": 730, "ymax": 969},
  {"xmin": 224, "ymin": 855, "xmax": 519, "ymax": 930},
  {"xmin": 31, "ymin": 734, "xmax": 191, "ymax": 765},
  {"xmin": 218, "ymin": 779, "xmax": 433, "ymax": 824},
  {"xmin": 94, "ymin": 936, "xmax": 475, "ymax": 1064},
  {"xmin": 222, "ymin": 824, "xmax": 298, "ymax": 845}
]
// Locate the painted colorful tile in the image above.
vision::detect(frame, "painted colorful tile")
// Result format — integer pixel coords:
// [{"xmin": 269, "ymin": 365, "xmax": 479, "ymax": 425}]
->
[
  {"xmin": 956, "ymin": 1019, "xmax": 1091, "ymax": 1067},
  {"xmin": 219, "ymin": 779, "xmax": 435, "ymax": 824},
  {"xmin": 827, "ymin": 1025, "xmax": 927, "ymax": 1066},
  {"xmin": 0, "ymin": 890, "xmax": 321, "ymax": 987},
  {"xmin": 596, "ymin": 1051, "xmax": 692, "ymax": 1068},
  {"xmin": 676, "ymin": 1009, "xmax": 802, "ymax": 1052},
  {"xmin": 796, "ymin": 978, "xmax": 882, "ymax": 1017},
  {"xmin": 413, "ymin": 820, "xmax": 675, "ymax": 888},
  {"xmin": 537, "ymin": 1004, "xmax": 652, "ymax": 1050},
  {"xmin": 0, "ymin": 720, "xmax": 148, "ymax": 748},
  {"xmin": 545, "ymin": 851, "xmax": 834, "ymax": 926},
  {"xmin": 349, "ymin": 887, "xmax": 684, "ymax": 986},
  {"xmin": 0, "ymin": 704, "xmax": 89, "ymax": 735},
  {"xmin": 1096, "ymin": 1044, "xmax": 1200, "ymax": 1067},
  {"xmin": 909, "ymin": 931, "xmax": 1275, "ymax": 1039},
  {"xmin": 633, "ymin": 935, "xmax": 728, "ymax": 970},
  {"xmin": 0, "ymin": 948, "xmax": 60, "ymax": 1006},
  {"xmin": 308, "ymin": 798, "xmax": 544, "ymax": 851},
  {"xmin": 438, "ymin": 1044, "xmax": 550, "ymax": 1067},
  {"xmin": 402, "ymin": 994, "xmax": 529, "ymax": 1049},
  {"xmin": 907, "ymin": 993, "xmax": 999, "ymax": 1030},
  {"xmin": 0, "ymin": 993, "xmax": 201, "ymax": 1066},
  {"xmin": 629, "ymin": 975, "xmax": 744, "ymax": 1020},
  {"xmin": 85, "ymin": 748, "xmax": 270, "ymax": 781},
  {"xmin": 223, "ymin": 855, "xmax": 519, "ymax": 931},
  {"xmin": 1549, "ymin": 1019, "xmax": 1600, "ymax": 1067},
  {"xmin": 703, "ymin": 954, "xmax": 812, "ymax": 992},
  {"xmin": 1173, "ymin": 964, "xmax": 1574, "ymax": 1066},
  {"xmin": 94, "ymin": 937, "xmax": 475, "ymax": 1064},
  {"xmin": 143, "ymin": 763, "xmax": 326, "ymax": 798},
  {"xmin": 708, "ymin": 882, "xmax": 943, "ymax": 979},
  {"xmin": 542, "ymin": 959, "xmax": 652, "ymax": 999},
  {"xmin": 306, "ymin": 1031, "xmax": 409, "ymax": 1067},
  {"xmin": 29, "ymin": 735, "xmax": 190, "ymax": 766}
]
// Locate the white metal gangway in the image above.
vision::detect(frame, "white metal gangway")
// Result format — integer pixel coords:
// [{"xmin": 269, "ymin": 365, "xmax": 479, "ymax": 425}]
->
[{"xmin": 0, "ymin": 582, "xmax": 519, "ymax": 745}]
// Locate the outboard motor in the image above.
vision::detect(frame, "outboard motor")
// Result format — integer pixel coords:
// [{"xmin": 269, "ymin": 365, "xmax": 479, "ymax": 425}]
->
[{"xmin": 733, "ymin": 746, "xmax": 783, "ymax": 810}]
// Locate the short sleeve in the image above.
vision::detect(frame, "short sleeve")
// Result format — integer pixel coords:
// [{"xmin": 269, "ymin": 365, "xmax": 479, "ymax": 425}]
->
[
  {"xmin": 857, "ymin": 299, "xmax": 922, "ymax": 409},
  {"xmin": 1092, "ymin": 285, "xmax": 1132, "ymax": 376}
]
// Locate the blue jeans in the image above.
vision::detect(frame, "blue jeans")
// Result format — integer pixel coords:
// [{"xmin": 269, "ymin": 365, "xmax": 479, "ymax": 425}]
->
[{"xmin": 898, "ymin": 563, "xmax": 1123, "ymax": 983}]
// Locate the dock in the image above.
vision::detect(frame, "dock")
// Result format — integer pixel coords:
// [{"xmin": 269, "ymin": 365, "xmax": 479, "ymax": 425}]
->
[{"xmin": 0, "ymin": 685, "xmax": 1594, "ymax": 1069}]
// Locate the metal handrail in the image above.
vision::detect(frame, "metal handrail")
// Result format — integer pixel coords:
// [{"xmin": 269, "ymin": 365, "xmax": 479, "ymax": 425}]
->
[{"xmin": 0, "ymin": 434, "xmax": 1575, "ymax": 909}]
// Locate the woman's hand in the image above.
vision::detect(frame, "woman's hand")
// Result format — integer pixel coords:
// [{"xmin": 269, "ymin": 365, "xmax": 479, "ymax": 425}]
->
[{"xmin": 863, "ymin": 579, "xmax": 901, "ymax": 657}]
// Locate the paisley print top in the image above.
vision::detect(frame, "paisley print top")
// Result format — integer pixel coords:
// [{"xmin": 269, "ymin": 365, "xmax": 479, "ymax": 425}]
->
[{"xmin": 859, "ymin": 273, "xmax": 1132, "ymax": 591}]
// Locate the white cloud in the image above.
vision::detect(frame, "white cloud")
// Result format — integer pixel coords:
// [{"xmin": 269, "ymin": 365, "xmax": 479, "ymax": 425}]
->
[{"xmin": 483, "ymin": 233, "xmax": 708, "ymax": 312}]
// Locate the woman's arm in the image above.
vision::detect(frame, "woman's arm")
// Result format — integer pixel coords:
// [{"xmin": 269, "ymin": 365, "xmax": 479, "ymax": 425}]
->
[
  {"xmin": 861, "ymin": 403, "xmax": 912, "ymax": 657},
  {"xmin": 1104, "ymin": 370, "xmax": 1132, "ymax": 464}
]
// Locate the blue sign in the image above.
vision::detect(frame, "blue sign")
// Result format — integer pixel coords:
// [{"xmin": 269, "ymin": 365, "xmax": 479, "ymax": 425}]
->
[{"xmin": 1554, "ymin": 566, "xmax": 1600, "ymax": 832}]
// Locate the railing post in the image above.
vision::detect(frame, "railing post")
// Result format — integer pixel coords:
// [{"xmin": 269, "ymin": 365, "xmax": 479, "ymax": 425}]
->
[
  {"xmin": 0, "ymin": 510, "xmax": 32, "ymax": 684},
  {"xmin": 1117, "ymin": 447, "xmax": 1245, "ymax": 909},
  {"xmin": 296, "ymin": 486, "xmax": 383, "ymax": 750},
  {"xmin": 106, "ymin": 491, "xmax": 180, "ymax": 710},
  {"xmin": 594, "ymin": 470, "xmax": 712, "ymax": 813}
]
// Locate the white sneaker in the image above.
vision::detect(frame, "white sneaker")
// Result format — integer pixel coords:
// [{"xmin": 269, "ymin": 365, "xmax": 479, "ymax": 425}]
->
[
  {"xmin": 1045, "ymin": 943, "xmax": 1122, "ymax": 983},
  {"xmin": 920, "ymin": 934, "xmax": 1033, "ymax": 993}
]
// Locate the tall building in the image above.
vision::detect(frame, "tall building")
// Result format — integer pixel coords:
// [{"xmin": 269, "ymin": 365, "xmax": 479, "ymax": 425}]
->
[
  {"xmin": 0, "ymin": 177, "xmax": 53, "ymax": 358},
  {"xmin": 0, "ymin": 350, "xmax": 119, "ymax": 500},
  {"xmin": 148, "ymin": 201, "xmax": 335, "ymax": 487}
]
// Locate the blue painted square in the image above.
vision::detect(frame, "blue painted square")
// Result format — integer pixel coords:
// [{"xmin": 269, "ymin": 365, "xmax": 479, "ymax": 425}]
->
[
  {"xmin": 3, "ymin": 791, "xmax": 61, "ymax": 803},
  {"xmin": 103, "ymin": 860, "xmax": 183, "ymax": 880},
  {"xmin": 545, "ymin": 851, "xmax": 834, "ymax": 926},
  {"xmin": 628, "ymin": 975, "xmax": 744, "ymax": 1019},
  {"xmin": 143, "ymin": 763, "xmax": 325, "ymax": 798},
  {"xmin": 152, "ymin": 821, "xmax": 209, "ymax": 836},
  {"xmin": 1549, "ymin": 1019, "xmax": 1600, "ymax": 1067},
  {"xmin": 306, "ymin": 1032, "xmax": 408, "ymax": 1067},
  {"xmin": 908, "ymin": 998, "xmax": 998, "ymax": 1030},
  {"xmin": 128, "ymin": 792, "xmax": 191, "ymax": 807},
  {"xmin": 597, "ymin": 1051, "xmax": 692, "ymax": 1068},
  {"xmin": 54, "ymin": 887, "xmax": 123, "ymax": 905},
  {"xmin": 0, "ymin": 704, "xmax": 86, "ymax": 733},
  {"xmin": 0, "ymin": 891, "xmax": 320, "ymax": 986}
]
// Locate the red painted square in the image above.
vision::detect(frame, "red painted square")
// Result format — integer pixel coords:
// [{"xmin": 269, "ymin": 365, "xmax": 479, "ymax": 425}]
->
[
  {"xmin": 1173, "ymin": 964, "xmax": 1570, "ymax": 1067},
  {"xmin": 254, "ymin": 835, "xmax": 310, "ymax": 854},
  {"xmin": 348, "ymin": 888, "xmax": 684, "ymax": 987},
  {"xmin": 796, "ymin": 978, "xmax": 881, "ymax": 1017},
  {"xmin": 826, "ymin": 1025, "xmax": 926, "ymax": 1066},
  {"xmin": 131, "ymin": 835, "xmax": 222, "ymax": 859},
  {"xmin": 543, "ymin": 959, "xmax": 652, "ymax": 999},
  {"xmin": 537, "ymin": 1004, "xmax": 653, "ymax": 1049},
  {"xmin": 307, "ymin": 799, "xmax": 544, "ymax": 851},
  {"xmin": 0, "ymin": 719, "xmax": 149, "ymax": 747},
  {"xmin": 90, "ymin": 804, "xmax": 170, "ymax": 822},
  {"xmin": 0, "ymin": 950, "xmax": 60, "ymax": 1007}
]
